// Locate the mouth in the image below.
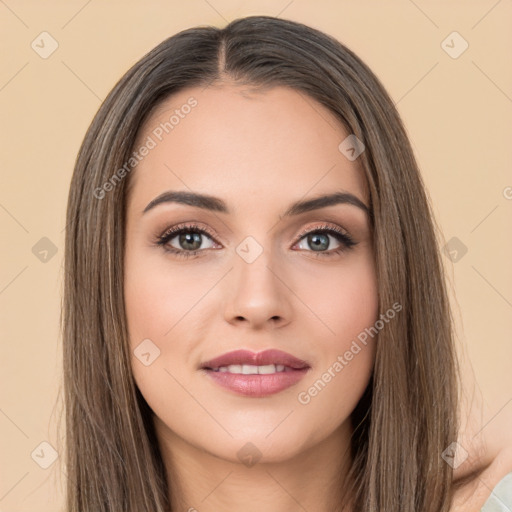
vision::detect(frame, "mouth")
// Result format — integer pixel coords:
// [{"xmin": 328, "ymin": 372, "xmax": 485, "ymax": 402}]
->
[
  {"xmin": 200, "ymin": 349, "xmax": 311, "ymax": 398},
  {"xmin": 209, "ymin": 363, "xmax": 297, "ymax": 374}
]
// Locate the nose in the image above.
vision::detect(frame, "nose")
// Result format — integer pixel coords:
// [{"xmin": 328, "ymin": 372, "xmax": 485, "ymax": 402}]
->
[{"xmin": 223, "ymin": 248, "xmax": 293, "ymax": 330}]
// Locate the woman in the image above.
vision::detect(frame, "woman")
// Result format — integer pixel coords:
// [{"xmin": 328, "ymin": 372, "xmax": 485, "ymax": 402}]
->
[{"xmin": 61, "ymin": 15, "xmax": 512, "ymax": 512}]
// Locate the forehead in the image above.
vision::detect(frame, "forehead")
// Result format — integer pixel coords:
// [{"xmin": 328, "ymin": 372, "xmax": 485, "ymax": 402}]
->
[{"xmin": 128, "ymin": 84, "xmax": 368, "ymax": 213}]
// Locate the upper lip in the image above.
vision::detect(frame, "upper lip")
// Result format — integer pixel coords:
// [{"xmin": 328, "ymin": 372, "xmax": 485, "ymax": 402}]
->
[{"xmin": 200, "ymin": 349, "xmax": 310, "ymax": 370}]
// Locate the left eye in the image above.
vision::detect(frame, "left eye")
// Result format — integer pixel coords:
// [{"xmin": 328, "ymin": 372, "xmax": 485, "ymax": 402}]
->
[
  {"xmin": 295, "ymin": 231, "xmax": 341, "ymax": 252},
  {"xmin": 294, "ymin": 228, "xmax": 355, "ymax": 254}
]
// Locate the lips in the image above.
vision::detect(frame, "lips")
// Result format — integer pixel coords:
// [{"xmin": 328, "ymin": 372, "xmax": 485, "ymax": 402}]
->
[
  {"xmin": 200, "ymin": 349, "xmax": 311, "ymax": 398},
  {"xmin": 200, "ymin": 349, "xmax": 310, "ymax": 371}
]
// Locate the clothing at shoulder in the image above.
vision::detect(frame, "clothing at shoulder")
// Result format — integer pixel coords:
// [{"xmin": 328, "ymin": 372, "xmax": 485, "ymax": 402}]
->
[{"xmin": 481, "ymin": 472, "xmax": 512, "ymax": 512}]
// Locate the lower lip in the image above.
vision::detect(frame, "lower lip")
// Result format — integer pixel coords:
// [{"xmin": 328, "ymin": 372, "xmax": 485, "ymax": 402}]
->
[{"xmin": 204, "ymin": 368, "xmax": 309, "ymax": 397}]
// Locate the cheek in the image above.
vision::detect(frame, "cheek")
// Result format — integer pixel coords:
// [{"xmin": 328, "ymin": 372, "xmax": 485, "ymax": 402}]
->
[
  {"xmin": 331, "ymin": 262, "xmax": 379, "ymax": 342},
  {"xmin": 294, "ymin": 251, "xmax": 378, "ymax": 421},
  {"xmin": 124, "ymin": 248, "xmax": 223, "ymax": 405},
  {"xmin": 124, "ymin": 256, "xmax": 205, "ymax": 420},
  {"xmin": 124, "ymin": 253, "xmax": 212, "ymax": 345},
  {"xmin": 329, "ymin": 251, "xmax": 378, "ymax": 369},
  {"xmin": 297, "ymin": 248, "xmax": 378, "ymax": 346}
]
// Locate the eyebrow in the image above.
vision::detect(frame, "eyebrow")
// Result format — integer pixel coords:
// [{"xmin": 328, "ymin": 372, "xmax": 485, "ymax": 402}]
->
[{"xmin": 142, "ymin": 190, "xmax": 371, "ymax": 217}]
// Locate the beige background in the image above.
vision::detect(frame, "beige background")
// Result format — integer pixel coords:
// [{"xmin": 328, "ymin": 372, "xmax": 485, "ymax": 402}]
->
[{"xmin": 0, "ymin": 1, "xmax": 511, "ymax": 510}]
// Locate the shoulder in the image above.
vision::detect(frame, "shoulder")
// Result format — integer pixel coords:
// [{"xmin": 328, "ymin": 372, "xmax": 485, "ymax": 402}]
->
[{"xmin": 450, "ymin": 447, "xmax": 512, "ymax": 512}]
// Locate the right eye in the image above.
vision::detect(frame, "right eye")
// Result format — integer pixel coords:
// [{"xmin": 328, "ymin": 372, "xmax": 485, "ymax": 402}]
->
[{"xmin": 155, "ymin": 223, "xmax": 220, "ymax": 258}]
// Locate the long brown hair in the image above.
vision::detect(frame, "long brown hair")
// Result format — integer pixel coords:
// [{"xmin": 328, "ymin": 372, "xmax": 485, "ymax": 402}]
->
[{"xmin": 60, "ymin": 15, "xmax": 459, "ymax": 511}]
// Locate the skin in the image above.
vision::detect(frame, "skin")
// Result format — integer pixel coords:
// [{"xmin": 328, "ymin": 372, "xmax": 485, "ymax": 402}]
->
[{"xmin": 124, "ymin": 83, "xmax": 377, "ymax": 512}]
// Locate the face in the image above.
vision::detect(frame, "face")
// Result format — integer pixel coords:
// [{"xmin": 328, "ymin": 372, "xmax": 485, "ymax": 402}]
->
[{"xmin": 124, "ymin": 83, "xmax": 378, "ymax": 465}]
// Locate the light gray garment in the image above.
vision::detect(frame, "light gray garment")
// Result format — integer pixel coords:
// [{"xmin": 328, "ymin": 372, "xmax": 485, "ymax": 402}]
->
[{"xmin": 481, "ymin": 472, "xmax": 512, "ymax": 512}]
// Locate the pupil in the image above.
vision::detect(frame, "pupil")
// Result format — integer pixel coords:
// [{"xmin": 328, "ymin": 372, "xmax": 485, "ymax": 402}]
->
[{"xmin": 309, "ymin": 233, "xmax": 328, "ymax": 251}]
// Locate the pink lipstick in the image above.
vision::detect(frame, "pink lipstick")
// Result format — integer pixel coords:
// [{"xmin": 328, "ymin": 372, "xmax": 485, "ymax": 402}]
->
[{"xmin": 200, "ymin": 349, "xmax": 310, "ymax": 398}]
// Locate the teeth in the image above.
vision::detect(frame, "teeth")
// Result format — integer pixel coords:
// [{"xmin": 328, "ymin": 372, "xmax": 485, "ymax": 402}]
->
[
  {"xmin": 242, "ymin": 364, "xmax": 259, "ymax": 374},
  {"xmin": 213, "ymin": 364, "xmax": 288, "ymax": 374}
]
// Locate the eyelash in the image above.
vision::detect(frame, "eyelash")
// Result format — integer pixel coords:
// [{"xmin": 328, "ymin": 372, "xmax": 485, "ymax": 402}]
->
[{"xmin": 155, "ymin": 222, "xmax": 357, "ymax": 259}]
